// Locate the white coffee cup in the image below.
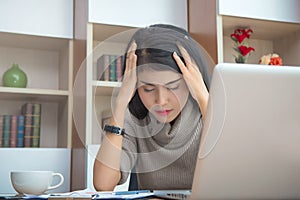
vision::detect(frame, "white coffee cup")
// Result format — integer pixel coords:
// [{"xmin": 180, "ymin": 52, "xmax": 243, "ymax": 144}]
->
[{"xmin": 10, "ymin": 170, "xmax": 64, "ymax": 195}]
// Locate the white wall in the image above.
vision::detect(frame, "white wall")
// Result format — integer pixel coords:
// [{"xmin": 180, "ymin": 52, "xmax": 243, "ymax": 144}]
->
[
  {"xmin": 88, "ymin": 0, "xmax": 188, "ymax": 30},
  {"xmin": 0, "ymin": 0, "xmax": 73, "ymax": 38},
  {"xmin": 219, "ymin": 0, "xmax": 300, "ymax": 23}
]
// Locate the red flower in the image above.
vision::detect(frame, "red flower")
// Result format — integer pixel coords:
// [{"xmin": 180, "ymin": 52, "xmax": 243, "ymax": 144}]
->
[
  {"xmin": 238, "ymin": 46, "xmax": 255, "ymax": 56},
  {"xmin": 269, "ymin": 57, "xmax": 283, "ymax": 66},
  {"xmin": 231, "ymin": 28, "xmax": 253, "ymax": 44},
  {"xmin": 231, "ymin": 28, "xmax": 255, "ymax": 63},
  {"xmin": 259, "ymin": 53, "xmax": 283, "ymax": 66}
]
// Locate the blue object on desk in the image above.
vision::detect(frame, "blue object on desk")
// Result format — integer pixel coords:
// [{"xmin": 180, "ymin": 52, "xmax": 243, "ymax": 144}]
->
[
  {"xmin": 0, "ymin": 194, "xmax": 48, "ymax": 200},
  {"xmin": 114, "ymin": 190, "xmax": 150, "ymax": 195},
  {"xmin": 92, "ymin": 190, "xmax": 153, "ymax": 199}
]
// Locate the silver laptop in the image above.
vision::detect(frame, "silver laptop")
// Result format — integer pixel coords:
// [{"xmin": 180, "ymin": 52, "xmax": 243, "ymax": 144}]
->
[{"xmin": 189, "ymin": 63, "xmax": 300, "ymax": 199}]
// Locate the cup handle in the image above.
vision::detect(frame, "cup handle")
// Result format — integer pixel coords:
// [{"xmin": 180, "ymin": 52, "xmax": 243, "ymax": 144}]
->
[{"xmin": 48, "ymin": 173, "xmax": 64, "ymax": 190}]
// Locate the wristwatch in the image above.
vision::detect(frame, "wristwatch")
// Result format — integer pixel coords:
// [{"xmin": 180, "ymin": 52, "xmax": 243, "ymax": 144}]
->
[{"xmin": 104, "ymin": 124, "xmax": 125, "ymax": 136}]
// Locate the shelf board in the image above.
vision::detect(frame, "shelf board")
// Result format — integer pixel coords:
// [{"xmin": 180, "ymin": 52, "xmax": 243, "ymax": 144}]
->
[
  {"xmin": 222, "ymin": 15, "xmax": 300, "ymax": 40},
  {"xmin": 0, "ymin": 31, "xmax": 69, "ymax": 51},
  {"xmin": 92, "ymin": 23, "xmax": 137, "ymax": 42},
  {"xmin": 92, "ymin": 80, "xmax": 121, "ymax": 96},
  {"xmin": 0, "ymin": 87, "xmax": 69, "ymax": 102}
]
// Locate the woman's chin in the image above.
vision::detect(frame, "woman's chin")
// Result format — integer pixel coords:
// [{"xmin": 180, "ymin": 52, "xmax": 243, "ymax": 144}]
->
[{"xmin": 154, "ymin": 113, "xmax": 177, "ymax": 124}]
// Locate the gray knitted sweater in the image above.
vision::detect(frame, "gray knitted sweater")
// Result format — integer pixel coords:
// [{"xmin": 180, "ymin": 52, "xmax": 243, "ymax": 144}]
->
[{"xmin": 119, "ymin": 99, "xmax": 203, "ymax": 190}]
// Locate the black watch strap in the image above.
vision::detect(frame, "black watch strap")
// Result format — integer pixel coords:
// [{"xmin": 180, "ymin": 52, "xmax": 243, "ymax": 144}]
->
[{"xmin": 104, "ymin": 124, "xmax": 125, "ymax": 136}]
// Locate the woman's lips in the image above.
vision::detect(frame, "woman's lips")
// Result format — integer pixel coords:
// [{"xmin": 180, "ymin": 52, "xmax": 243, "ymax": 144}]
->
[{"xmin": 155, "ymin": 109, "xmax": 172, "ymax": 116}]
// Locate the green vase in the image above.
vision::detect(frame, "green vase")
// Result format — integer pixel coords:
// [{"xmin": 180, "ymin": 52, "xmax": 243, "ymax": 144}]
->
[{"xmin": 2, "ymin": 63, "xmax": 28, "ymax": 88}]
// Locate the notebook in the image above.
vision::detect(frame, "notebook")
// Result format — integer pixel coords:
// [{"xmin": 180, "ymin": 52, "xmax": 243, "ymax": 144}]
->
[{"xmin": 188, "ymin": 63, "xmax": 300, "ymax": 199}]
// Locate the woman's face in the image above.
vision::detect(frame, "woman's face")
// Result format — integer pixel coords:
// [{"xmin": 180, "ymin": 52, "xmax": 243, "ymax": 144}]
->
[{"xmin": 137, "ymin": 67, "xmax": 189, "ymax": 123}]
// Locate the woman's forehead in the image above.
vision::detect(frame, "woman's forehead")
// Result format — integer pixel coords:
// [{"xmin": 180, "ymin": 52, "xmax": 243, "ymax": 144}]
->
[{"xmin": 137, "ymin": 68, "xmax": 182, "ymax": 85}]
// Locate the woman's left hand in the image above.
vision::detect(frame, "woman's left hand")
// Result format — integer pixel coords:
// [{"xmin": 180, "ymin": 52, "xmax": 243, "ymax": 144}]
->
[{"xmin": 173, "ymin": 44, "xmax": 209, "ymax": 117}]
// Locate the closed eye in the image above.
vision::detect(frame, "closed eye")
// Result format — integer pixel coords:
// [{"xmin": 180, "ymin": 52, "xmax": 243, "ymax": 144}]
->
[
  {"xmin": 167, "ymin": 84, "xmax": 180, "ymax": 90},
  {"xmin": 142, "ymin": 85, "xmax": 155, "ymax": 92},
  {"xmin": 144, "ymin": 88, "xmax": 155, "ymax": 92},
  {"xmin": 140, "ymin": 78, "xmax": 182, "ymax": 92}
]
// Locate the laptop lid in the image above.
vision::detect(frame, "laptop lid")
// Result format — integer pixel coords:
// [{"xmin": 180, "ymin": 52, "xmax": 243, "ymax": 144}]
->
[{"xmin": 190, "ymin": 63, "xmax": 300, "ymax": 199}]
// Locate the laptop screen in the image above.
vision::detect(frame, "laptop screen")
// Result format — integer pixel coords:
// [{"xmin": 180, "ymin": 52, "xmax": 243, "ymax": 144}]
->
[{"xmin": 191, "ymin": 63, "xmax": 300, "ymax": 199}]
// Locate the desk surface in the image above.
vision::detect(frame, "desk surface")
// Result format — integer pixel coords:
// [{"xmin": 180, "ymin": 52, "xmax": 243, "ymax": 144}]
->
[
  {"xmin": 1, "ymin": 189, "xmax": 181, "ymax": 200},
  {"xmin": 0, "ymin": 195, "xmax": 163, "ymax": 200}
]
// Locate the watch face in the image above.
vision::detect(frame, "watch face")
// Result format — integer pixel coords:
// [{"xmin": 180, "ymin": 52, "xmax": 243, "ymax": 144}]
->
[{"xmin": 104, "ymin": 124, "xmax": 125, "ymax": 136}]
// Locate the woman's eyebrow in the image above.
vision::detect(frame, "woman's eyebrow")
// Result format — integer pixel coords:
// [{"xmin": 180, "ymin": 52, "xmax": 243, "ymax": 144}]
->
[
  {"xmin": 140, "ymin": 77, "xmax": 182, "ymax": 86},
  {"xmin": 165, "ymin": 77, "xmax": 182, "ymax": 85}
]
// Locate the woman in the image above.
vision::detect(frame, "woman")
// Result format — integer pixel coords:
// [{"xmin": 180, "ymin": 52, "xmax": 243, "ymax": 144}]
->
[{"xmin": 93, "ymin": 24, "xmax": 211, "ymax": 191}]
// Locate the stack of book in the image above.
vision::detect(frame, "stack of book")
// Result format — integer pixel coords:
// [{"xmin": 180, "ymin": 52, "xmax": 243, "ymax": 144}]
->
[
  {"xmin": 0, "ymin": 115, "xmax": 24, "ymax": 147},
  {"xmin": 21, "ymin": 103, "xmax": 42, "ymax": 148},
  {"xmin": 97, "ymin": 54, "xmax": 124, "ymax": 82},
  {"xmin": 0, "ymin": 103, "xmax": 41, "ymax": 148}
]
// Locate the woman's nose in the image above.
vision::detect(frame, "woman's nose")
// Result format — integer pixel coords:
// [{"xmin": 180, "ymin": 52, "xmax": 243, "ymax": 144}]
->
[{"xmin": 155, "ymin": 86, "xmax": 169, "ymax": 105}]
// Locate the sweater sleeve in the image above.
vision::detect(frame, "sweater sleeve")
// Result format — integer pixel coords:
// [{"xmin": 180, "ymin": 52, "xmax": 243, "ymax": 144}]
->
[{"xmin": 118, "ymin": 110, "xmax": 138, "ymax": 185}]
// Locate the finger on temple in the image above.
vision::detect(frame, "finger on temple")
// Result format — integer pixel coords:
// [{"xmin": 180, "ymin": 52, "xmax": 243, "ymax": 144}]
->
[
  {"xmin": 125, "ymin": 42, "xmax": 137, "ymax": 71},
  {"xmin": 177, "ymin": 42, "xmax": 192, "ymax": 67},
  {"xmin": 173, "ymin": 52, "xmax": 187, "ymax": 73},
  {"xmin": 127, "ymin": 41, "xmax": 137, "ymax": 54}
]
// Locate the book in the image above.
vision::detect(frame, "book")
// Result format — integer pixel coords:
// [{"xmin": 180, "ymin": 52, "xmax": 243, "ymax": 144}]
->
[
  {"xmin": 16, "ymin": 115, "xmax": 25, "ymax": 147},
  {"xmin": 116, "ymin": 55, "xmax": 124, "ymax": 81},
  {"xmin": 10, "ymin": 115, "xmax": 17, "ymax": 147},
  {"xmin": 32, "ymin": 103, "xmax": 41, "ymax": 147},
  {"xmin": 97, "ymin": 54, "xmax": 123, "ymax": 82},
  {"xmin": 21, "ymin": 103, "xmax": 42, "ymax": 148},
  {"xmin": 0, "ymin": 115, "xmax": 3, "ymax": 147},
  {"xmin": 2, "ymin": 115, "xmax": 11, "ymax": 147},
  {"xmin": 109, "ymin": 55, "xmax": 117, "ymax": 81},
  {"xmin": 97, "ymin": 54, "xmax": 110, "ymax": 81},
  {"xmin": 21, "ymin": 103, "xmax": 34, "ymax": 147}
]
